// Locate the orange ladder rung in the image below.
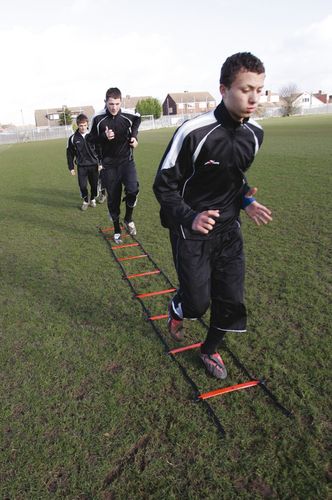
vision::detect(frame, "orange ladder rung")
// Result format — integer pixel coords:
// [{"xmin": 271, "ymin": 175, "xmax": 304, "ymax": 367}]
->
[
  {"xmin": 117, "ymin": 254, "xmax": 148, "ymax": 262},
  {"xmin": 168, "ymin": 342, "xmax": 203, "ymax": 355},
  {"xmin": 198, "ymin": 380, "xmax": 261, "ymax": 401},
  {"xmin": 136, "ymin": 288, "xmax": 176, "ymax": 299},
  {"xmin": 111, "ymin": 242, "xmax": 139, "ymax": 249},
  {"xmin": 148, "ymin": 314, "xmax": 168, "ymax": 321},
  {"xmin": 127, "ymin": 270, "xmax": 161, "ymax": 279},
  {"xmin": 102, "ymin": 227, "xmax": 125, "ymax": 233}
]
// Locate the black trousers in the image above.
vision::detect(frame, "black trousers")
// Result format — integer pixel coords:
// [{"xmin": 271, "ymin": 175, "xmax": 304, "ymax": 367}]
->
[
  {"xmin": 78, "ymin": 165, "xmax": 99, "ymax": 202},
  {"xmin": 98, "ymin": 169, "xmax": 107, "ymax": 194},
  {"xmin": 103, "ymin": 160, "xmax": 139, "ymax": 221},
  {"xmin": 170, "ymin": 221, "xmax": 247, "ymax": 333}
]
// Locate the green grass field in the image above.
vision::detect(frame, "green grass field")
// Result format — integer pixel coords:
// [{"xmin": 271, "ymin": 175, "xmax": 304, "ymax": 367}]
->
[{"xmin": 0, "ymin": 114, "xmax": 331, "ymax": 499}]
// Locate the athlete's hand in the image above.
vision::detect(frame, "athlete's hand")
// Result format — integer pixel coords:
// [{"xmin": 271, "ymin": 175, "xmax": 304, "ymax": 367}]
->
[
  {"xmin": 192, "ymin": 210, "xmax": 220, "ymax": 234},
  {"xmin": 245, "ymin": 201, "xmax": 272, "ymax": 225},
  {"xmin": 245, "ymin": 186, "xmax": 257, "ymax": 198},
  {"xmin": 98, "ymin": 164, "xmax": 103, "ymax": 172},
  {"xmin": 70, "ymin": 169, "xmax": 76, "ymax": 176},
  {"xmin": 105, "ymin": 126, "xmax": 115, "ymax": 140},
  {"xmin": 129, "ymin": 137, "xmax": 138, "ymax": 148}
]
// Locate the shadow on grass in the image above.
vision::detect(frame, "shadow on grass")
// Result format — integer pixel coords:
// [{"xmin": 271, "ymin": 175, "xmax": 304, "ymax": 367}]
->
[
  {"xmin": 6, "ymin": 187, "xmax": 89, "ymax": 209},
  {"xmin": 4, "ymin": 212, "xmax": 104, "ymax": 238}
]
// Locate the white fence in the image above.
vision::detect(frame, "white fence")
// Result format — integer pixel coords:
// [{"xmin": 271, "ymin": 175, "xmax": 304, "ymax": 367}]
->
[
  {"xmin": 261, "ymin": 104, "xmax": 332, "ymax": 118},
  {"xmin": 1, "ymin": 105, "xmax": 332, "ymax": 145},
  {"xmin": 0, "ymin": 125, "xmax": 73, "ymax": 145}
]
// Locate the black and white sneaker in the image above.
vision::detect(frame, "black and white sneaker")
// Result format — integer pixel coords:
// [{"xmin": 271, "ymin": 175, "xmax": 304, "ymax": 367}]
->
[
  {"xmin": 113, "ymin": 233, "xmax": 123, "ymax": 244},
  {"xmin": 98, "ymin": 193, "xmax": 107, "ymax": 204},
  {"xmin": 124, "ymin": 220, "xmax": 137, "ymax": 236}
]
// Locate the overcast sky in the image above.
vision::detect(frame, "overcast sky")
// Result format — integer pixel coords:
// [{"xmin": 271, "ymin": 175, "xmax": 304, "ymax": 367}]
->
[{"xmin": 1, "ymin": 0, "xmax": 331, "ymax": 125}]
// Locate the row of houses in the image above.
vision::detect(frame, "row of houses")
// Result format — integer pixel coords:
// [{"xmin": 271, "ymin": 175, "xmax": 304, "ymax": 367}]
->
[{"xmin": 33, "ymin": 90, "xmax": 332, "ymax": 127}]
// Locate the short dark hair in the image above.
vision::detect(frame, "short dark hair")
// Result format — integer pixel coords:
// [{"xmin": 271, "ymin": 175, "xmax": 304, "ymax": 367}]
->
[
  {"xmin": 219, "ymin": 52, "xmax": 265, "ymax": 88},
  {"xmin": 76, "ymin": 113, "xmax": 89, "ymax": 125},
  {"xmin": 105, "ymin": 87, "xmax": 122, "ymax": 101}
]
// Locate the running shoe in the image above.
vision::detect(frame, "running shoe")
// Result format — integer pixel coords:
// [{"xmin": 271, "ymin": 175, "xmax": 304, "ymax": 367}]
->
[
  {"xmin": 113, "ymin": 233, "xmax": 123, "ymax": 244},
  {"xmin": 81, "ymin": 201, "xmax": 89, "ymax": 211},
  {"xmin": 200, "ymin": 352, "xmax": 228, "ymax": 379},
  {"xmin": 98, "ymin": 193, "xmax": 107, "ymax": 204},
  {"xmin": 124, "ymin": 220, "xmax": 137, "ymax": 236},
  {"xmin": 90, "ymin": 199, "xmax": 97, "ymax": 208},
  {"xmin": 168, "ymin": 302, "xmax": 185, "ymax": 341}
]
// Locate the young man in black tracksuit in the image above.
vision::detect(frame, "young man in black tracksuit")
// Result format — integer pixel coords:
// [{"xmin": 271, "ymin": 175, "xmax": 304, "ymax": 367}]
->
[
  {"xmin": 66, "ymin": 113, "xmax": 100, "ymax": 211},
  {"xmin": 87, "ymin": 87, "xmax": 141, "ymax": 243},
  {"xmin": 153, "ymin": 52, "xmax": 272, "ymax": 380}
]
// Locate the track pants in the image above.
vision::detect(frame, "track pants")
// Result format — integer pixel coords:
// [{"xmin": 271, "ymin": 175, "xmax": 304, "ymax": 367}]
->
[
  {"xmin": 78, "ymin": 165, "xmax": 99, "ymax": 202},
  {"xmin": 170, "ymin": 221, "xmax": 247, "ymax": 348},
  {"xmin": 98, "ymin": 169, "xmax": 107, "ymax": 196},
  {"xmin": 103, "ymin": 159, "xmax": 139, "ymax": 221}
]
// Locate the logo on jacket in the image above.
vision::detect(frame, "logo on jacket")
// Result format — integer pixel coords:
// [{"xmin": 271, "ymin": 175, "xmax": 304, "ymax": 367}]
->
[{"xmin": 204, "ymin": 160, "xmax": 220, "ymax": 166}]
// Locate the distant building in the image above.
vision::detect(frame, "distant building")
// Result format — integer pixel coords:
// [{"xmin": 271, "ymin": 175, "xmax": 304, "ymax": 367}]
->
[
  {"xmin": 257, "ymin": 90, "xmax": 281, "ymax": 116},
  {"xmin": 34, "ymin": 105, "xmax": 95, "ymax": 127},
  {"xmin": 313, "ymin": 90, "xmax": 332, "ymax": 104},
  {"xmin": 286, "ymin": 92, "xmax": 326, "ymax": 110},
  {"xmin": 260, "ymin": 90, "xmax": 280, "ymax": 104},
  {"xmin": 258, "ymin": 89, "xmax": 332, "ymax": 116},
  {"xmin": 121, "ymin": 95, "xmax": 153, "ymax": 113},
  {"xmin": 162, "ymin": 92, "xmax": 216, "ymax": 116}
]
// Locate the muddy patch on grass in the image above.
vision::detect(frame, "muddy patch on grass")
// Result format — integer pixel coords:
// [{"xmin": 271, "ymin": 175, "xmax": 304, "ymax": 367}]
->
[{"xmin": 103, "ymin": 435, "xmax": 150, "ymax": 488}]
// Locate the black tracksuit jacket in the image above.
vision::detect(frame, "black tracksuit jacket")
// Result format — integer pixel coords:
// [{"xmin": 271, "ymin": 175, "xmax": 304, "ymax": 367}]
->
[
  {"xmin": 87, "ymin": 108, "xmax": 141, "ymax": 167},
  {"xmin": 66, "ymin": 130, "xmax": 99, "ymax": 170},
  {"xmin": 153, "ymin": 101, "xmax": 264, "ymax": 239}
]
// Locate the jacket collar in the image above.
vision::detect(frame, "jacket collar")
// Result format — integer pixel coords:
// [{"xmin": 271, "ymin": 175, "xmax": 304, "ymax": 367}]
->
[
  {"xmin": 214, "ymin": 100, "xmax": 249, "ymax": 129},
  {"xmin": 105, "ymin": 107, "xmax": 121, "ymax": 118}
]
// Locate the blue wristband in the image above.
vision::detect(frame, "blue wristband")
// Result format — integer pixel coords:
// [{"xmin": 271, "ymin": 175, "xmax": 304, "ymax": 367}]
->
[{"xmin": 242, "ymin": 196, "xmax": 256, "ymax": 208}]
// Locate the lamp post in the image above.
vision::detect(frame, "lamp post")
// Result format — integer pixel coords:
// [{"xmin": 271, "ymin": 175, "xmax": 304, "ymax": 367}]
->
[
  {"xmin": 63, "ymin": 105, "xmax": 67, "ymax": 127},
  {"xmin": 63, "ymin": 105, "xmax": 69, "ymax": 138}
]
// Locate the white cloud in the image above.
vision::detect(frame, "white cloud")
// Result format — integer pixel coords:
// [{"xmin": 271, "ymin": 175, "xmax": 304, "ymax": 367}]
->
[
  {"xmin": 264, "ymin": 14, "xmax": 332, "ymax": 93},
  {"xmin": 295, "ymin": 14, "xmax": 332, "ymax": 43}
]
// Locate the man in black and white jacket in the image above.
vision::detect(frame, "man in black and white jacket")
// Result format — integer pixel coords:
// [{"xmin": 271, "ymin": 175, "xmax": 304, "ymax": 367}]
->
[
  {"xmin": 153, "ymin": 52, "xmax": 272, "ymax": 380},
  {"xmin": 66, "ymin": 113, "xmax": 100, "ymax": 211},
  {"xmin": 88, "ymin": 88, "xmax": 141, "ymax": 243}
]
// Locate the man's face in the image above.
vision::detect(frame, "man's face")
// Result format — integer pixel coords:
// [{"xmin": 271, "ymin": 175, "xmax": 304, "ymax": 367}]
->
[
  {"xmin": 78, "ymin": 121, "xmax": 88, "ymax": 133},
  {"xmin": 220, "ymin": 70, "xmax": 265, "ymax": 122},
  {"xmin": 106, "ymin": 97, "xmax": 121, "ymax": 116}
]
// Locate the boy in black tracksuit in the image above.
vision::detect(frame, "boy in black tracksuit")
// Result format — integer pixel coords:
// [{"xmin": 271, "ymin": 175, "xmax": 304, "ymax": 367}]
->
[
  {"xmin": 87, "ymin": 87, "xmax": 141, "ymax": 243},
  {"xmin": 66, "ymin": 114, "xmax": 100, "ymax": 211},
  {"xmin": 153, "ymin": 52, "xmax": 273, "ymax": 380}
]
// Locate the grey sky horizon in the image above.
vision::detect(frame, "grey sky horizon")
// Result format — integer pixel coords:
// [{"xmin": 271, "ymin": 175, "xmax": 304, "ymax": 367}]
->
[{"xmin": 1, "ymin": 0, "xmax": 331, "ymax": 125}]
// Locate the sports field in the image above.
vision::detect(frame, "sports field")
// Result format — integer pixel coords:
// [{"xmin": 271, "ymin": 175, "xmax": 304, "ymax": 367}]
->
[{"xmin": 0, "ymin": 114, "xmax": 331, "ymax": 498}]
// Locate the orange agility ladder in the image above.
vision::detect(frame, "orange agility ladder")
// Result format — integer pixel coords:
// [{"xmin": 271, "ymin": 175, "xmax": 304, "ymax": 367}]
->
[{"xmin": 99, "ymin": 225, "xmax": 293, "ymax": 436}]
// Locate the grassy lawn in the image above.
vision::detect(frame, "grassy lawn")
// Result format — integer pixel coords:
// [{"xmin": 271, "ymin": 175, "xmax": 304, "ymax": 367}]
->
[{"xmin": 0, "ymin": 114, "xmax": 331, "ymax": 498}]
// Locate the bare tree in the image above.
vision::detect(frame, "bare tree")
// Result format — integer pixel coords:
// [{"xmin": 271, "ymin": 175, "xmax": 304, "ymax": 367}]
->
[{"xmin": 279, "ymin": 83, "xmax": 301, "ymax": 116}]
